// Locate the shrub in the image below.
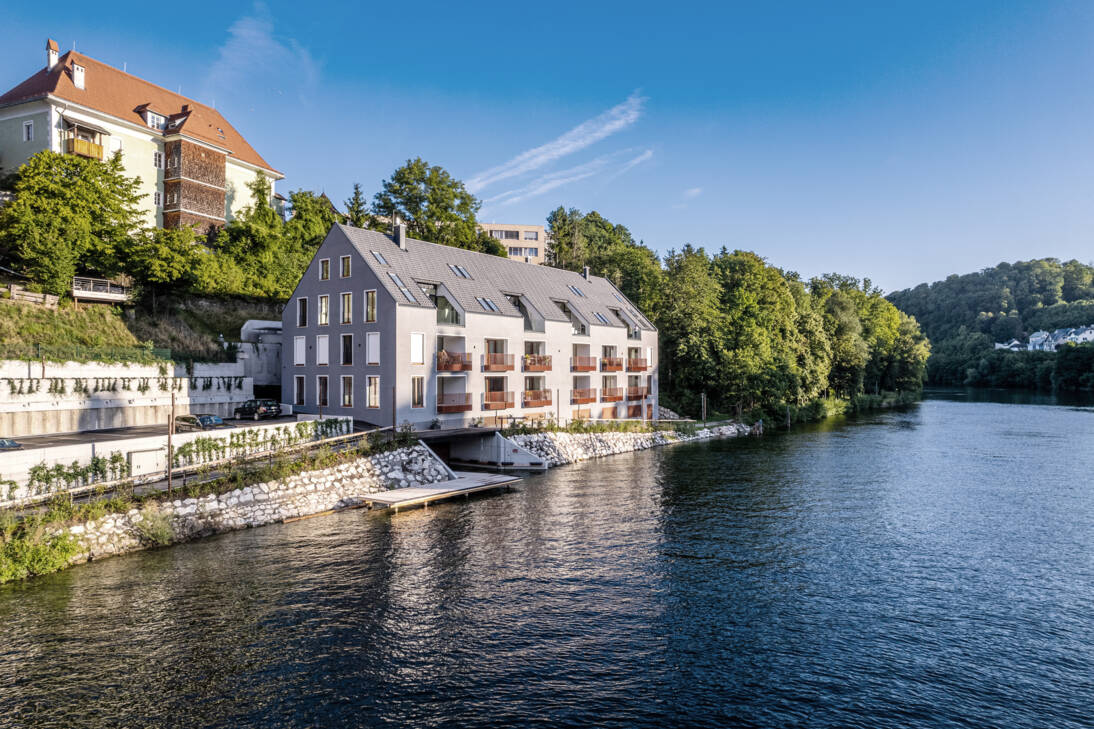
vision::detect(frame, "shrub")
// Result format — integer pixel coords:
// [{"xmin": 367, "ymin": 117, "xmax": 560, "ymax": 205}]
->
[{"xmin": 133, "ymin": 506, "xmax": 174, "ymax": 546}]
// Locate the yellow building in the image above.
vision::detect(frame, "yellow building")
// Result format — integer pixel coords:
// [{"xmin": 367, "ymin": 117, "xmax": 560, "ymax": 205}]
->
[{"xmin": 479, "ymin": 223, "xmax": 549, "ymax": 265}]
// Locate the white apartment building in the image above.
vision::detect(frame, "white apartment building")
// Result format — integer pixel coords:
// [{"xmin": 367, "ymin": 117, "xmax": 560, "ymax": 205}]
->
[{"xmin": 283, "ymin": 224, "xmax": 658, "ymax": 429}]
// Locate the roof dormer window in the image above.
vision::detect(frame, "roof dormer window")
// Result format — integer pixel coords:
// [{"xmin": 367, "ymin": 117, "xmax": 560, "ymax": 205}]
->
[
  {"xmin": 72, "ymin": 63, "xmax": 85, "ymax": 90},
  {"xmin": 145, "ymin": 112, "xmax": 166, "ymax": 130}
]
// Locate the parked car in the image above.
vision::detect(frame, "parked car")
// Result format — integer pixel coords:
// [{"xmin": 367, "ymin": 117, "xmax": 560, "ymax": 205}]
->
[
  {"xmin": 234, "ymin": 399, "xmax": 282, "ymax": 421},
  {"xmin": 174, "ymin": 414, "xmax": 235, "ymax": 433},
  {"xmin": 0, "ymin": 438, "xmax": 23, "ymax": 450}
]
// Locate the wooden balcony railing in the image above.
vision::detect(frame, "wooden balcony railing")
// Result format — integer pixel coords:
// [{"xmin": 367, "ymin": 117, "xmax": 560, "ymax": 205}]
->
[
  {"xmin": 522, "ymin": 354, "xmax": 552, "ymax": 371},
  {"xmin": 626, "ymin": 358, "xmax": 648, "ymax": 372},
  {"xmin": 483, "ymin": 391, "xmax": 515, "ymax": 410},
  {"xmin": 627, "ymin": 386, "xmax": 649, "ymax": 400},
  {"xmin": 66, "ymin": 138, "xmax": 103, "ymax": 159},
  {"xmin": 571, "ymin": 355, "xmax": 597, "ymax": 371},
  {"xmin": 437, "ymin": 392, "xmax": 472, "ymax": 413},
  {"xmin": 437, "ymin": 351, "xmax": 472, "ymax": 371},
  {"xmin": 600, "ymin": 356, "xmax": 623, "ymax": 371},
  {"xmin": 571, "ymin": 388, "xmax": 597, "ymax": 404},
  {"xmin": 523, "ymin": 389, "xmax": 552, "ymax": 407},
  {"xmin": 601, "ymin": 387, "xmax": 624, "ymax": 402},
  {"xmin": 483, "ymin": 353, "xmax": 515, "ymax": 371}
]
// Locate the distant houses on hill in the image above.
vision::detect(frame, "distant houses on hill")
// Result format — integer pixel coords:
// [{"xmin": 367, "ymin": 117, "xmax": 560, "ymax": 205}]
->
[{"xmin": 996, "ymin": 326, "xmax": 1094, "ymax": 352}]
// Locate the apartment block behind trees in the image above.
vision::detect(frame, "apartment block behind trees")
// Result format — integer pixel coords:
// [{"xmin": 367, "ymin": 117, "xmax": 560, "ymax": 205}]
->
[{"xmin": 283, "ymin": 224, "xmax": 657, "ymax": 429}]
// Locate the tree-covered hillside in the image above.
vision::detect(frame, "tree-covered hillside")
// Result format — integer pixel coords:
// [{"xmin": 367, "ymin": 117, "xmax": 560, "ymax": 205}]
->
[{"xmin": 887, "ymin": 258, "xmax": 1094, "ymax": 388}]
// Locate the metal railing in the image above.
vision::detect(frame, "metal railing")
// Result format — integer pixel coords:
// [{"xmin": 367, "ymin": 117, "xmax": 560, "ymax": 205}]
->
[
  {"xmin": 571, "ymin": 388, "xmax": 597, "ymax": 404},
  {"xmin": 571, "ymin": 355, "xmax": 597, "ymax": 371},
  {"xmin": 522, "ymin": 354, "xmax": 552, "ymax": 371},
  {"xmin": 483, "ymin": 391, "xmax": 515, "ymax": 410},
  {"xmin": 437, "ymin": 351, "xmax": 472, "ymax": 371},
  {"xmin": 627, "ymin": 358, "xmax": 648, "ymax": 371},
  {"xmin": 437, "ymin": 392, "xmax": 473, "ymax": 412},
  {"xmin": 523, "ymin": 389, "xmax": 552, "ymax": 407},
  {"xmin": 627, "ymin": 386, "xmax": 649, "ymax": 400},
  {"xmin": 483, "ymin": 353, "xmax": 515, "ymax": 371},
  {"xmin": 601, "ymin": 387, "xmax": 624, "ymax": 402},
  {"xmin": 72, "ymin": 277, "xmax": 130, "ymax": 299},
  {"xmin": 600, "ymin": 356, "xmax": 623, "ymax": 371}
]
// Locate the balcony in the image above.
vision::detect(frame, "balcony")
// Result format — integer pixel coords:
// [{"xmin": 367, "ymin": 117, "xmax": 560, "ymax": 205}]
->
[
  {"xmin": 72, "ymin": 277, "xmax": 130, "ymax": 303},
  {"xmin": 571, "ymin": 355, "xmax": 597, "ymax": 372},
  {"xmin": 601, "ymin": 356, "xmax": 623, "ymax": 372},
  {"xmin": 627, "ymin": 386, "xmax": 649, "ymax": 400},
  {"xmin": 483, "ymin": 353, "xmax": 515, "ymax": 372},
  {"xmin": 601, "ymin": 387, "xmax": 624, "ymax": 402},
  {"xmin": 571, "ymin": 388, "xmax": 597, "ymax": 404},
  {"xmin": 437, "ymin": 392, "xmax": 472, "ymax": 413},
  {"xmin": 66, "ymin": 138, "xmax": 103, "ymax": 160},
  {"xmin": 523, "ymin": 389, "xmax": 552, "ymax": 408},
  {"xmin": 483, "ymin": 391, "xmax": 515, "ymax": 410},
  {"xmin": 437, "ymin": 351, "xmax": 472, "ymax": 371},
  {"xmin": 523, "ymin": 353, "xmax": 552, "ymax": 372},
  {"xmin": 627, "ymin": 358, "xmax": 648, "ymax": 372}
]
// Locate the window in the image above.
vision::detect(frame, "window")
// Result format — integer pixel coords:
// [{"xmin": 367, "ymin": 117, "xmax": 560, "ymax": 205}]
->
[
  {"xmin": 569, "ymin": 285, "xmax": 586, "ymax": 297},
  {"xmin": 496, "ymin": 230, "xmax": 519, "ymax": 240},
  {"xmin": 167, "ymin": 191, "xmax": 178, "ymax": 204},
  {"xmin": 341, "ymin": 334, "xmax": 353, "ymax": 365},
  {"xmin": 367, "ymin": 332, "xmax": 380, "ymax": 365},
  {"xmin": 317, "ymin": 376, "xmax": 328, "ymax": 408},
  {"xmin": 367, "ymin": 376, "xmax": 380, "ymax": 408},
  {"xmin": 594, "ymin": 312, "xmax": 610, "ymax": 325},
  {"xmin": 476, "ymin": 297, "xmax": 500, "ymax": 313},
  {"xmin": 319, "ymin": 258, "xmax": 330, "ymax": 280},
  {"xmin": 411, "ymin": 376, "xmax": 424, "ymax": 408},
  {"xmin": 297, "ymin": 297, "xmax": 308, "ymax": 327},
  {"xmin": 153, "ymin": 191, "xmax": 162, "ymax": 207},
  {"xmin": 372, "ymin": 250, "xmax": 388, "ymax": 265},
  {"xmin": 153, "ymin": 151, "xmax": 163, "ymax": 169},
  {"xmin": 389, "ymin": 272, "xmax": 417, "ymax": 302},
  {"xmin": 524, "ymin": 230, "xmax": 539, "ymax": 241},
  {"xmin": 294, "ymin": 376, "xmax": 305, "ymax": 406},
  {"xmin": 340, "ymin": 292, "xmax": 352, "ymax": 324},
  {"xmin": 146, "ymin": 112, "xmax": 166, "ymax": 130},
  {"xmin": 365, "ymin": 290, "xmax": 377, "ymax": 322},
  {"xmin": 316, "ymin": 335, "xmax": 329, "ymax": 366},
  {"xmin": 293, "ymin": 336, "xmax": 305, "ymax": 366},
  {"xmin": 410, "ymin": 333, "xmax": 424, "ymax": 365},
  {"xmin": 22, "ymin": 121, "xmax": 33, "ymax": 142},
  {"xmin": 340, "ymin": 255, "xmax": 351, "ymax": 278},
  {"xmin": 167, "ymin": 154, "xmax": 178, "ymax": 169},
  {"xmin": 448, "ymin": 264, "xmax": 472, "ymax": 279},
  {"xmin": 613, "ymin": 292, "xmax": 625, "ymax": 303},
  {"xmin": 508, "ymin": 247, "xmax": 522, "ymax": 257},
  {"xmin": 341, "ymin": 376, "xmax": 354, "ymax": 407},
  {"xmin": 318, "ymin": 295, "xmax": 329, "ymax": 326}
]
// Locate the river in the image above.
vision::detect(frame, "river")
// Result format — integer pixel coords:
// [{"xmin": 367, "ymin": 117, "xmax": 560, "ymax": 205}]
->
[{"xmin": 2, "ymin": 392, "xmax": 1094, "ymax": 728}]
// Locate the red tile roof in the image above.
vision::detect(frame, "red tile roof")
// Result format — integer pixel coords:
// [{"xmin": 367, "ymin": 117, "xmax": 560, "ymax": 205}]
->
[{"xmin": 0, "ymin": 48, "xmax": 280, "ymax": 175}]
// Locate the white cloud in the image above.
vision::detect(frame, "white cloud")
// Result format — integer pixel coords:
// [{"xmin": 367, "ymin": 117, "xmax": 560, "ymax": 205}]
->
[
  {"xmin": 467, "ymin": 91, "xmax": 646, "ymax": 193},
  {"xmin": 483, "ymin": 148, "xmax": 654, "ymax": 209},
  {"xmin": 682, "ymin": 186, "xmax": 703, "ymax": 198},
  {"xmin": 202, "ymin": 3, "xmax": 319, "ymax": 104}
]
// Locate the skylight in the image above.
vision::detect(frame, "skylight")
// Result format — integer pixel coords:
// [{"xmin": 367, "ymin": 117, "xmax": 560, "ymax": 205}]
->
[
  {"xmin": 449, "ymin": 264, "xmax": 472, "ymax": 279},
  {"xmin": 372, "ymin": 251, "xmax": 389, "ymax": 265},
  {"xmin": 569, "ymin": 285, "xmax": 586, "ymax": 297},
  {"xmin": 477, "ymin": 297, "xmax": 500, "ymax": 313},
  {"xmin": 388, "ymin": 272, "xmax": 416, "ymax": 303},
  {"xmin": 594, "ymin": 312, "xmax": 610, "ymax": 325}
]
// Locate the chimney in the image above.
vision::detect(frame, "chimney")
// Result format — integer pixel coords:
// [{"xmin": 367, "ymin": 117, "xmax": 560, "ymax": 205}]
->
[
  {"xmin": 395, "ymin": 223, "xmax": 407, "ymax": 250},
  {"xmin": 46, "ymin": 39, "xmax": 58, "ymax": 70},
  {"xmin": 583, "ymin": 265, "xmax": 591, "ymax": 280},
  {"xmin": 72, "ymin": 63, "xmax": 85, "ymax": 90}
]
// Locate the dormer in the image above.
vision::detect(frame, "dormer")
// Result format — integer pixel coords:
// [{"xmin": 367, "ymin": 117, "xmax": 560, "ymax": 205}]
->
[
  {"xmin": 72, "ymin": 63, "xmax": 85, "ymax": 90},
  {"xmin": 145, "ymin": 111, "xmax": 166, "ymax": 130}
]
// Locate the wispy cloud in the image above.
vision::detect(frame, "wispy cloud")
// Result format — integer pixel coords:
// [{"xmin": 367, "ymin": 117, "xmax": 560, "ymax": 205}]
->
[
  {"xmin": 467, "ymin": 91, "xmax": 646, "ymax": 193},
  {"xmin": 682, "ymin": 186, "xmax": 703, "ymax": 198},
  {"xmin": 483, "ymin": 148, "xmax": 654, "ymax": 209},
  {"xmin": 202, "ymin": 3, "xmax": 319, "ymax": 104}
]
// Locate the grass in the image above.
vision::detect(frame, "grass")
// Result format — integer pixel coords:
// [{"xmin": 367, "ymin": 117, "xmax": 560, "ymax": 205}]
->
[
  {"xmin": 0, "ymin": 300, "xmax": 144, "ymax": 351},
  {"xmin": 128, "ymin": 295, "xmax": 282, "ymax": 359}
]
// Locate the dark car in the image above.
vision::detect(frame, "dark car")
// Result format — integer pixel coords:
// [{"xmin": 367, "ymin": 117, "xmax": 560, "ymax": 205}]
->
[
  {"xmin": 234, "ymin": 399, "xmax": 282, "ymax": 421},
  {"xmin": 0, "ymin": 438, "xmax": 22, "ymax": 450},
  {"xmin": 175, "ymin": 414, "xmax": 235, "ymax": 433}
]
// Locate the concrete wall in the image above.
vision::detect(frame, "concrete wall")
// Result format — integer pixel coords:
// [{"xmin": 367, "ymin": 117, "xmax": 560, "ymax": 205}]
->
[{"xmin": 0, "ymin": 360, "xmax": 252, "ymax": 438}]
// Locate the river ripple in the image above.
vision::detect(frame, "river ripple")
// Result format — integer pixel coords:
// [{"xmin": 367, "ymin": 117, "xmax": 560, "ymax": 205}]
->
[{"xmin": 2, "ymin": 395, "xmax": 1094, "ymax": 727}]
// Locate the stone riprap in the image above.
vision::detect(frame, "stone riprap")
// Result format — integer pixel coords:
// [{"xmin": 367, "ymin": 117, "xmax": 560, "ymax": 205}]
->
[
  {"xmin": 509, "ymin": 423, "xmax": 752, "ymax": 468},
  {"xmin": 64, "ymin": 445, "xmax": 449, "ymax": 564}
]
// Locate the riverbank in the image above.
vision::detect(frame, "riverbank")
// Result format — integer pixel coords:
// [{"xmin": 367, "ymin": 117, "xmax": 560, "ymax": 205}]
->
[{"xmin": 510, "ymin": 422, "xmax": 755, "ymax": 467}]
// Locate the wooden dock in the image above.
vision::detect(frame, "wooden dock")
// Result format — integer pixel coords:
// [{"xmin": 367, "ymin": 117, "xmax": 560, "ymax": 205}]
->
[{"xmin": 366, "ymin": 471, "xmax": 520, "ymax": 513}]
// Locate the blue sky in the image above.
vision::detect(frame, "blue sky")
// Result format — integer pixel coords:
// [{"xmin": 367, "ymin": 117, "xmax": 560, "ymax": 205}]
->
[{"xmin": 2, "ymin": 1, "xmax": 1093, "ymax": 292}]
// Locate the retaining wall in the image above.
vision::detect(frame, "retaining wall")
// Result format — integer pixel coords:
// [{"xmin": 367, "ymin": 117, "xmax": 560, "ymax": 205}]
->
[
  {"xmin": 509, "ymin": 423, "xmax": 753, "ymax": 467},
  {"xmin": 64, "ymin": 444, "xmax": 450, "ymax": 564}
]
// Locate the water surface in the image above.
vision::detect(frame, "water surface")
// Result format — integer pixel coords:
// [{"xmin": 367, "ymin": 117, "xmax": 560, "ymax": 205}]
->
[{"xmin": 2, "ymin": 396, "xmax": 1094, "ymax": 727}]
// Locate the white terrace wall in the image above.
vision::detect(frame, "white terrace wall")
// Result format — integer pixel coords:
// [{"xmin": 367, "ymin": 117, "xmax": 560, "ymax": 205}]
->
[
  {"xmin": 0, "ymin": 416, "xmax": 353, "ymax": 505},
  {"xmin": 0, "ymin": 360, "xmax": 253, "ymax": 438}
]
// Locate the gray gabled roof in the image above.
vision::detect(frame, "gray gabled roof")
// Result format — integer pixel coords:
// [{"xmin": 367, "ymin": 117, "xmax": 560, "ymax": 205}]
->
[{"xmin": 333, "ymin": 224, "xmax": 655, "ymax": 332}]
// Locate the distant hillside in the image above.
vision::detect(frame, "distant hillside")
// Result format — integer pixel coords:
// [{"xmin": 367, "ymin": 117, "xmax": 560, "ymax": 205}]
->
[{"xmin": 887, "ymin": 258, "xmax": 1094, "ymax": 387}]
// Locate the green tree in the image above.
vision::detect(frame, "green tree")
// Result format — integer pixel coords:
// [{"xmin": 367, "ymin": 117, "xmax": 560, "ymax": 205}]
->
[
  {"xmin": 121, "ymin": 227, "xmax": 199, "ymax": 291},
  {"xmin": 343, "ymin": 182, "xmax": 369, "ymax": 228},
  {"xmin": 371, "ymin": 158, "xmax": 503, "ymax": 255},
  {"xmin": 0, "ymin": 150, "xmax": 144, "ymax": 294}
]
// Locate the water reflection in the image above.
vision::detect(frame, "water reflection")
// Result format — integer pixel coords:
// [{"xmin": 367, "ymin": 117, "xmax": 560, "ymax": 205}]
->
[{"xmin": 2, "ymin": 397, "xmax": 1094, "ymax": 727}]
